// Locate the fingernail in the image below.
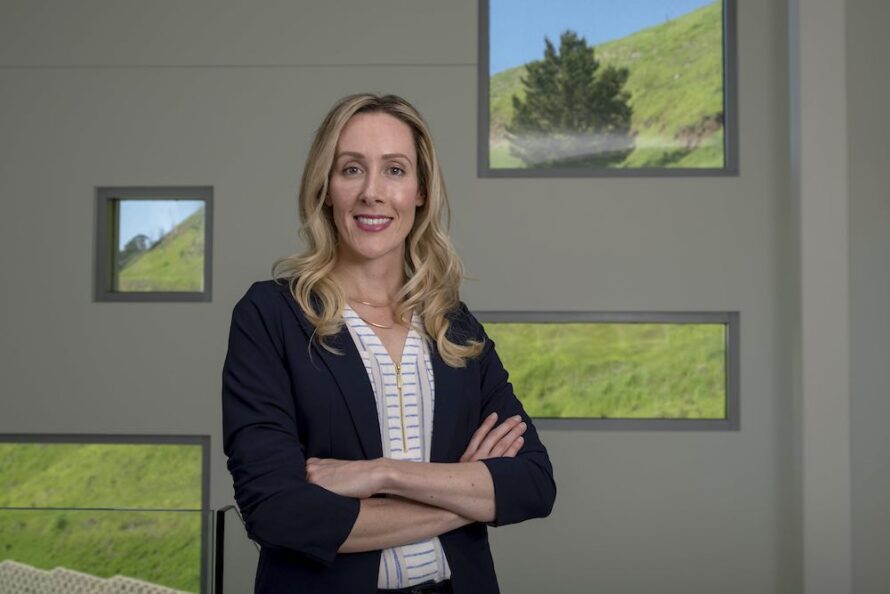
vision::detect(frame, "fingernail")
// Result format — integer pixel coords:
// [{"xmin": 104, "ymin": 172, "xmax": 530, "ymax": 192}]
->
[
  {"xmin": 513, "ymin": 415, "xmax": 522, "ymax": 421},
  {"xmin": 519, "ymin": 422, "xmax": 527, "ymax": 430},
  {"xmin": 490, "ymin": 413, "xmax": 498, "ymax": 419}
]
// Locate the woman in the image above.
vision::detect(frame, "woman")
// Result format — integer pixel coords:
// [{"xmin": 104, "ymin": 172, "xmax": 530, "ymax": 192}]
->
[{"xmin": 222, "ymin": 93, "xmax": 556, "ymax": 594}]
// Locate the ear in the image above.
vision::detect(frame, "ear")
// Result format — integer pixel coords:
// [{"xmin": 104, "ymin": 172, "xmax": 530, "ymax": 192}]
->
[{"xmin": 415, "ymin": 192, "xmax": 425, "ymax": 207}]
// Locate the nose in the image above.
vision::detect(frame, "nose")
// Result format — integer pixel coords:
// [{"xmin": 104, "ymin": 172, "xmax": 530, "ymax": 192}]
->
[{"xmin": 359, "ymin": 169, "xmax": 384, "ymax": 204}]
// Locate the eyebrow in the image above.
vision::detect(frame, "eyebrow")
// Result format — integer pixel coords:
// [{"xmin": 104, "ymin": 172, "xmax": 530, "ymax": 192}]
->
[{"xmin": 336, "ymin": 151, "xmax": 414, "ymax": 164}]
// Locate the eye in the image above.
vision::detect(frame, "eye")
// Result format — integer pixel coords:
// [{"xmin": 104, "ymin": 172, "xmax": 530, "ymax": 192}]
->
[
  {"xmin": 342, "ymin": 165, "xmax": 361, "ymax": 175},
  {"xmin": 388, "ymin": 166, "xmax": 405, "ymax": 176}
]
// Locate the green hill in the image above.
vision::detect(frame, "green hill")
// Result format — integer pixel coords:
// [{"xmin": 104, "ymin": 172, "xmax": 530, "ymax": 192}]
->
[
  {"xmin": 117, "ymin": 206, "xmax": 205, "ymax": 292},
  {"xmin": 490, "ymin": 1, "xmax": 725, "ymax": 168},
  {"xmin": 487, "ymin": 323, "xmax": 726, "ymax": 419},
  {"xmin": 0, "ymin": 443, "xmax": 202, "ymax": 592}
]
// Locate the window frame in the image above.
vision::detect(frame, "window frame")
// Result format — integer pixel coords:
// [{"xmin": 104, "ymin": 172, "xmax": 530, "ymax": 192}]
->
[
  {"xmin": 94, "ymin": 186, "xmax": 213, "ymax": 302},
  {"xmin": 475, "ymin": 310, "xmax": 740, "ymax": 430},
  {"xmin": 0, "ymin": 433, "xmax": 211, "ymax": 594},
  {"xmin": 477, "ymin": 0, "xmax": 739, "ymax": 177}
]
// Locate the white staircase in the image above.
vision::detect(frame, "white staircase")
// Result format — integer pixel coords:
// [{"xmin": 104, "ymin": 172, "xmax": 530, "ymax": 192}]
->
[{"xmin": 0, "ymin": 560, "xmax": 192, "ymax": 594}]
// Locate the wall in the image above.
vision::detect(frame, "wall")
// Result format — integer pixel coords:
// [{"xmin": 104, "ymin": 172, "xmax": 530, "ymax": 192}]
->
[
  {"xmin": 0, "ymin": 1, "xmax": 795, "ymax": 592},
  {"xmin": 847, "ymin": 1, "xmax": 890, "ymax": 591}
]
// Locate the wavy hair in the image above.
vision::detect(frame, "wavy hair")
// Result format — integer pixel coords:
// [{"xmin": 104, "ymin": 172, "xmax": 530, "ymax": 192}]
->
[{"xmin": 271, "ymin": 93, "xmax": 483, "ymax": 367}]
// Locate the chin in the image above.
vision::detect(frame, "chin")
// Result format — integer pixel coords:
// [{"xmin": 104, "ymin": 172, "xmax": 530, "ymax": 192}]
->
[{"xmin": 343, "ymin": 242, "xmax": 403, "ymax": 263}]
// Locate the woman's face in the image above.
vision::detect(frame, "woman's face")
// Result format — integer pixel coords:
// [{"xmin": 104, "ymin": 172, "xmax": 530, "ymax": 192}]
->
[{"xmin": 327, "ymin": 111, "xmax": 424, "ymax": 266}]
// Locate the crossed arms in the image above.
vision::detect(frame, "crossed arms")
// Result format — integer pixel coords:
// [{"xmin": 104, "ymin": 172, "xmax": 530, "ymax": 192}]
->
[
  {"xmin": 222, "ymin": 287, "xmax": 556, "ymax": 566},
  {"xmin": 306, "ymin": 412, "xmax": 527, "ymax": 553}
]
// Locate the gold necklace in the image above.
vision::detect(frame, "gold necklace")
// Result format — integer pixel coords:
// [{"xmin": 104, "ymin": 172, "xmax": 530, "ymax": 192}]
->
[
  {"xmin": 347, "ymin": 302, "xmax": 408, "ymax": 329},
  {"xmin": 355, "ymin": 312, "xmax": 394, "ymax": 329},
  {"xmin": 352, "ymin": 298, "xmax": 393, "ymax": 308}
]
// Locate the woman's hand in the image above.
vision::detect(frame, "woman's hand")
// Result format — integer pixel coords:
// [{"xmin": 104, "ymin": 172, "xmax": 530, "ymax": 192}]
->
[
  {"xmin": 305, "ymin": 458, "xmax": 384, "ymax": 499},
  {"xmin": 460, "ymin": 412, "xmax": 526, "ymax": 462}
]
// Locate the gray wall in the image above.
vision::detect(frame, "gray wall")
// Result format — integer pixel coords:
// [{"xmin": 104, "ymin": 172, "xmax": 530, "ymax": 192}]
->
[
  {"xmin": 0, "ymin": 1, "xmax": 799, "ymax": 592},
  {"xmin": 848, "ymin": 1, "xmax": 890, "ymax": 592}
]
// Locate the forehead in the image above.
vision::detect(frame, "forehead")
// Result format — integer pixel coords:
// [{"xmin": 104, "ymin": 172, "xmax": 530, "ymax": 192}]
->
[{"xmin": 336, "ymin": 112, "xmax": 416, "ymax": 159}]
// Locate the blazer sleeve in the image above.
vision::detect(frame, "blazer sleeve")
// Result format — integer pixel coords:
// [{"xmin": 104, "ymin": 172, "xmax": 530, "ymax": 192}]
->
[
  {"xmin": 222, "ymin": 282, "xmax": 360, "ymax": 566},
  {"xmin": 460, "ymin": 305, "xmax": 557, "ymax": 527}
]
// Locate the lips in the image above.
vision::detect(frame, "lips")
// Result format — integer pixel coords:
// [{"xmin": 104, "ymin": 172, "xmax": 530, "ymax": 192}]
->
[{"xmin": 354, "ymin": 215, "xmax": 393, "ymax": 232}]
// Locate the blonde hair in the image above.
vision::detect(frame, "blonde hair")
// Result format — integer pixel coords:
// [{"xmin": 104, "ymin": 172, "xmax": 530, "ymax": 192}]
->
[{"xmin": 272, "ymin": 93, "xmax": 483, "ymax": 367}]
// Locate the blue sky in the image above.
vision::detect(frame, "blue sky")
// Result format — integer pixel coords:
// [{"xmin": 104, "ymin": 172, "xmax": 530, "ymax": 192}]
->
[
  {"xmin": 490, "ymin": 0, "xmax": 717, "ymax": 74},
  {"xmin": 117, "ymin": 200, "xmax": 204, "ymax": 249}
]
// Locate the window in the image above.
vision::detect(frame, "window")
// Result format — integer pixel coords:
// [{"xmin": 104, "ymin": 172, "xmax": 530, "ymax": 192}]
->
[
  {"xmin": 95, "ymin": 186, "xmax": 213, "ymax": 302},
  {"xmin": 0, "ymin": 435, "xmax": 209, "ymax": 593},
  {"xmin": 477, "ymin": 311, "xmax": 739, "ymax": 429},
  {"xmin": 479, "ymin": 0, "xmax": 739, "ymax": 176}
]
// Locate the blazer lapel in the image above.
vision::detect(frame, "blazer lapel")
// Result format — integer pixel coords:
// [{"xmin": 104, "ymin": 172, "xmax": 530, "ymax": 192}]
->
[
  {"xmin": 279, "ymin": 289, "xmax": 383, "ymax": 460},
  {"xmin": 430, "ymin": 341, "xmax": 465, "ymax": 463}
]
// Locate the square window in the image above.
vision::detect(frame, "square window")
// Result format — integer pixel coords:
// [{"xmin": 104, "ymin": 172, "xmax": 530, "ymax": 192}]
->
[{"xmin": 95, "ymin": 187, "xmax": 213, "ymax": 302}]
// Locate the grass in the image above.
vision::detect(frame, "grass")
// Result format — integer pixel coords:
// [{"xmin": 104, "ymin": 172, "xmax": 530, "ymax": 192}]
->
[
  {"xmin": 486, "ymin": 323, "xmax": 727, "ymax": 419},
  {"xmin": 0, "ymin": 443, "xmax": 202, "ymax": 592},
  {"xmin": 489, "ymin": 1, "xmax": 725, "ymax": 169},
  {"xmin": 116, "ymin": 206, "xmax": 205, "ymax": 292},
  {"xmin": 0, "ymin": 510, "xmax": 201, "ymax": 592},
  {"xmin": 0, "ymin": 444, "xmax": 202, "ymax": 509}
]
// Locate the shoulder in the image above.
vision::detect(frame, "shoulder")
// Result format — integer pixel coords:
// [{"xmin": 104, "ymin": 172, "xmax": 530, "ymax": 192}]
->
[
  {"xmin": 445, "ymin": 300, "xmax": 487, "ymax": 344},
  {"xmin": 228, "ymin": 279, "xmax": 310, "ymax": 348},
  {"xmin": 231, "ymin": 279, "xmax": 294, "ymax": 322},
  {"xmin": 239, "ymin": 278, "xmax": 292, "ymax": 303}
]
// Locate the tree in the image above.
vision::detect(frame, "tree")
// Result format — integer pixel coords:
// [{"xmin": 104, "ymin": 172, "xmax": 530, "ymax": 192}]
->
[
  {"xmin": 117, "ymin": 233, "xmax": 152, "ymax": 268},
  {"xmin": 507, "ymin": 30, "xmax": 634, "ymax": 167}
]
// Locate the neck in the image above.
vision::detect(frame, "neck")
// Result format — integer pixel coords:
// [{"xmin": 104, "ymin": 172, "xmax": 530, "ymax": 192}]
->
[{"xmin": 331, "ymin": 250, "xmax": 406, "ymax": 304}]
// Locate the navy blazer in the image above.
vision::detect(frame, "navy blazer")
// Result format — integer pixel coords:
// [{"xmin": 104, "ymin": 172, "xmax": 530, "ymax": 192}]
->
[{"xmin": 222, "ymin": 280, "xmax": 556, "ymax": 594}]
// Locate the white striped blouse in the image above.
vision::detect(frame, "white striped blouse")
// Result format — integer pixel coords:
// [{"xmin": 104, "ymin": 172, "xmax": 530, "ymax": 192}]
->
[{"xmin": 342, "ymin": 305, "xmax": 452, "ymax": 589}]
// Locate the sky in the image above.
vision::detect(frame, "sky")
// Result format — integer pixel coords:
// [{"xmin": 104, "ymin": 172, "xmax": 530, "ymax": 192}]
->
[
  {"xmin": 117, "ymin": 200, "xmax": 204, "ymax": 249},
  {"xmin": 489, "ymin": 0, "xmax": 717, "ymax": 74}
]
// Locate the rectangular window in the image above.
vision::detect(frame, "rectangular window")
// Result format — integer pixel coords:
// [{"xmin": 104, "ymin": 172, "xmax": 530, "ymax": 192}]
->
[
  {"xmin": 0, "ymin": 435, "xmax": 209, "ymax": 593},
  {"xmin": 479, "ymin": 0, "xmax": 738, "ymax": 176},
  {"xmin": 95, "ymin": 187, "xmax": 213, "ymax": 302},
  {"xmin": 477, "ymin": 312, "xmax": 739, "ymax": 430}
]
